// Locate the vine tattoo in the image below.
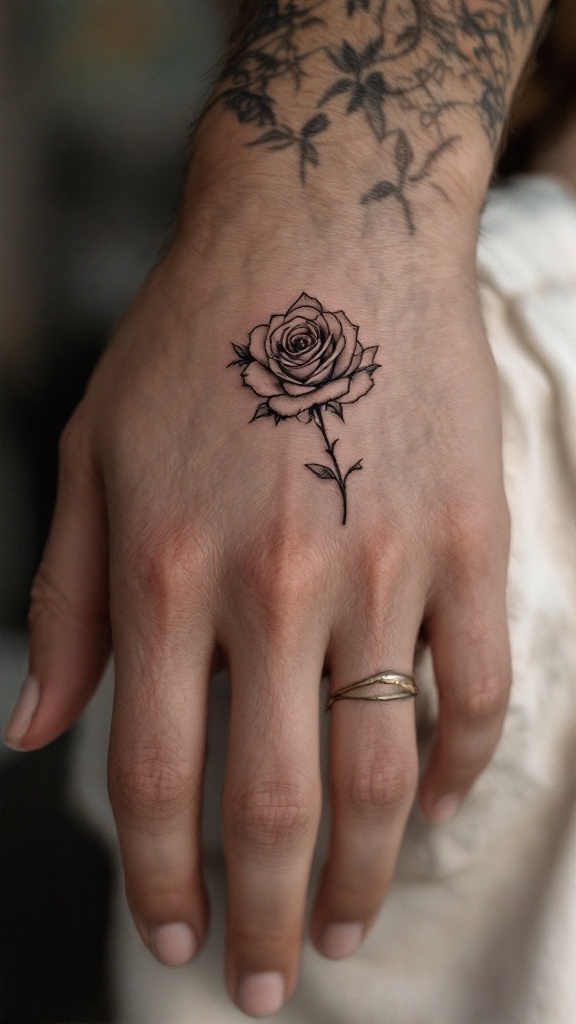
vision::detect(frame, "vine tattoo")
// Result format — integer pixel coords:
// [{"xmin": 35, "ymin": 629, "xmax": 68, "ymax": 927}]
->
[
  {"xmin": 229, "ymin": 293, "xmax": 380, "ymax": 524},
  {"xmin": 212, "ymin": 0, "xmax": 535, "ymax": 232}
]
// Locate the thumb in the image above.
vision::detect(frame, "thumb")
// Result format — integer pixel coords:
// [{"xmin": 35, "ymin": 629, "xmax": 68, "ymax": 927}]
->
[{"xmin": 3, "ymin": 415, "xmax": 111, "ymax": 750}]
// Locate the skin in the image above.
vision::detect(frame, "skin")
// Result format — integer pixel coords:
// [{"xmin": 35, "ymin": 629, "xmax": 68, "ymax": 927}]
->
[{"xmin": 4, "ymin": 0, "xmax": 551, "ymax": 1017}]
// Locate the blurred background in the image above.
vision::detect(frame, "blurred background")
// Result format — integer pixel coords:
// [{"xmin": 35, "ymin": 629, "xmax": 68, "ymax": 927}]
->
[
  {"xmin": 0, "ymin": 0, "xmax": 575, "ymax": 1020},
  {"xmin": 0, "ymin": 3, "xmax": 230, "ymax": 1021}
]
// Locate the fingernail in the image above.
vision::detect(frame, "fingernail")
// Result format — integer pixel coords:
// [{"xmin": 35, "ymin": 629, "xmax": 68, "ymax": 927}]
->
[
  {"xmin": 429, "ymin": 794, "xmax": 460, "ymax": 824},
  {"xmin": 237, "ymin": 971, "xmax": 284, "ymax": 1017},
  {"xmin": 151, "ymin": 923, "xmax": 197, "ymax": 966},
  {"xmin": 3, "ymin": 675, "xmax": 41, "ymax": 749},
  {"xmin": 317, "ymin": 922, "xmax": 363, "ymax": 960}
]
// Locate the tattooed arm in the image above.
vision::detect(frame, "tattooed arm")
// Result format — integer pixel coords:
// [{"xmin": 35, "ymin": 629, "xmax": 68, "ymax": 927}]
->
[
  {"xmin": 198, "ymin": 0, "xmax": 548, "ymax": 233},
  {"xmin": 9, "ymin": 0, "xmax": 554, "ymax": 1019}
]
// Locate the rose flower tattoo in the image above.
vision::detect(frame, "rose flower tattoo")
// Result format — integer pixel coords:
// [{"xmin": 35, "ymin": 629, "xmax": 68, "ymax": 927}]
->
[{"xmin": 229, "ymin": 293, "xmax": 380, "ymax": 524}]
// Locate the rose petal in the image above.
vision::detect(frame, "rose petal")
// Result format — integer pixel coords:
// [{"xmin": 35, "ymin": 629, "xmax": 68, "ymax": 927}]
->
[
  {"xmin": 304, "ymin": 336, "xmax": 347, "ymax": 384},
  {"xmin": 279, "ymin": 358, "xmax": 324, "ymax": 383},
  {"xmin": 312, "ymin": 330, "xmax": 337, "ymax": 363},
  {"xmin": 268, "ymin": 355, "xmax": 306, "ymax": 383},
  {"xmin": 286, "ymin": 292, "xmax": 323, "ymax": 314},
  {"xmin": 282, "ymin": 379, "xmax": 316, "ymax": 395},
  {"xmin": 281, "ymin": 345, "xmax": 322, "ymax": 366},
  {"xmin": 271, "ymin": 315, "xmax": 320, "ymax": 357},
  {"xmin": 270, "ymin": 350, "xmax": 328, "ymax": 382},
  {"xmin": 285, "ymin": 317, "xmax": 321, "ymax": 338},
  {"xmin": 241, "ymin": 361, "xmax": 283, "ymax": 397},
  {"xmin": 247, "ymin": 324, "xmax": 269, "ymax": 363},
  {"xmin": 282, "ymin": 315, "xmax": 314, "ymax": 333},
  {"xmin": 282, "ymin": 320, "xmax": 321, "ymax": 358},
  {"xmin": 331, "ymin": 312, "xmax": 360, "ymax": 377},
  {"xmin": 323, "ymin": 312, "xmax": 343, "ymax": 342},
  {"xmin": 269, "ymin": 323, "xmax": 295, "ymax": 354},
  {"xmin": 268, "ymin": 376, "xmax": 351, "ymax": 417},
  {"xmin": 282, "ymin": 347, "xmax": 322, "ymax": 367},
  {"xmin": 340, "ymin": 369, "xmax": 375, "ymax": 404},
  {"xmin": 296, "ymin": 410, "xmax": 313, "ymax": 423},
  {"xmin": 265, "ymin": 314, "xmax": 288, "ymax": 358},
  {"xmin": 287, "ymin": 307, "xmax": 325, "ymax": 324},
  {"xmin": 280, "ymin": 329, "xmax": 332, "ymax": 368},
  {"xmin": 359, "ymin": 345, "xmax": 379, "ymax": 367},
  {"xmin": 282, "ymin": 352, "xmax": 320, "ymax": 369},
  {"xmin": 335, "ymin": 310, "xmax": 358, "ymax": 335},
  {"xmin": 347, "ymin": 342, "xmax": 364, "ymax": 376},
  {"xmin": 268, "ymin": 357, "xmax": 296, "ymax": 383}
]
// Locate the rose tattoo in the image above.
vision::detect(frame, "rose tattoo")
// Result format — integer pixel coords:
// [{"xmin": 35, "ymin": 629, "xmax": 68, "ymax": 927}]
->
[{"xmin": 229, "ymin": 293, "xmax": 380, "ymax": 524}]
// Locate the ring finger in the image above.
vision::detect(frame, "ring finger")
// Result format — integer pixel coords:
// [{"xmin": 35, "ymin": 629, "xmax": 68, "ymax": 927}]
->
[{"xmin": 311, "ymin": 599, "xmax": 422, "ymax": 959}]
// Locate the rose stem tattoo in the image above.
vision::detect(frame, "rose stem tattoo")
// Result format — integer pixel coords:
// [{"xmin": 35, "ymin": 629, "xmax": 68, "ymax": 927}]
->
[
  {"xmin": 228, "ymin": 293, "xmax": 380, "ymax": 525},
  {"xmin": 308, "ymin": 404, "xmax": 361, "ymax": 525},
  {"xmin": 209, "ymin": 0, "xmax": 537, "ymax": 233}
]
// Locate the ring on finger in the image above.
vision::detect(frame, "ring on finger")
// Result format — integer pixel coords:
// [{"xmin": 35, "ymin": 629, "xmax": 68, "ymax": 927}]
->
[{"xmin": 326, "ymin": 671, "xmax": 418, "ymax": 711}]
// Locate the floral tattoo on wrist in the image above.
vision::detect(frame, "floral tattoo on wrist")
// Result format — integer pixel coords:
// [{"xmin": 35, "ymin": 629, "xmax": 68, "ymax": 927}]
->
[{"xmin": 229, "ymin": 293, "xmax": 380, "ymax": 524}]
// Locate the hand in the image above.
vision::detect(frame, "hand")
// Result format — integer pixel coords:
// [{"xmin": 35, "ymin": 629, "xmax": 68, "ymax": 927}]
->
[{"xmin": 7, "ymin": 160, "xmax": 511, "ymax": 1016}]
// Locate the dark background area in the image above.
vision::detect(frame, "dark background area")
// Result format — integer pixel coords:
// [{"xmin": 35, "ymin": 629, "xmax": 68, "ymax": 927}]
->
[
  {"xmin": 0, "ymin": 3, "xmax": 228, "ymax": 1020},
  {"xmin": 0, "ymin": 0, "xmax": 575, "ymax": 1020}
]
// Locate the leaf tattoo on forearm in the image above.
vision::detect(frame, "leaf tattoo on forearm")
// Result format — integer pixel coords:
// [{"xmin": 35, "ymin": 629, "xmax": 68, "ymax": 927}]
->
[
  {"xmin": 212, "ymin": 0, "xmax": 535, "ymax": 233},
  {"xmin": 229, "ymin": 293, "xmax": 380, "ymax": 524}
]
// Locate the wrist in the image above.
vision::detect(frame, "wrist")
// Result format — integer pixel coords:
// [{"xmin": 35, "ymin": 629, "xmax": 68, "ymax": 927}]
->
[
  {"xmin": 184, "ymin": 0, "xmax": 545, "ymax": 242},
  {"xmin": 183, "ymin": 111, "xmax": 486, "ymax": 255}
]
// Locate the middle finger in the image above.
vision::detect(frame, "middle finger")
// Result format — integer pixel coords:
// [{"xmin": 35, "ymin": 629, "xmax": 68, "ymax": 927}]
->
[{"xmin": 222, "ymin": 619, "xmax": 325, "ymax": 1017}]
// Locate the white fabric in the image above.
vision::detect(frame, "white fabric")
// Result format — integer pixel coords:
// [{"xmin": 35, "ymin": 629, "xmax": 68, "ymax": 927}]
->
[{"xmin": 72, "ymin": 175, "xmax": 576, "ymax": 1023}]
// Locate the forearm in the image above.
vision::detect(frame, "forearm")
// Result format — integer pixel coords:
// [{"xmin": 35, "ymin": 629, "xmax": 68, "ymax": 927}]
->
[{"xmin": 192, "ymin": 0, "xmax": 551, "ymax": 235}]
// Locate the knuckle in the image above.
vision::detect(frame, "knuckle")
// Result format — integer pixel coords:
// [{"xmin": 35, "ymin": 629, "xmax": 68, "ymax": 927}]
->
[
  {"xmin": 28, "ymin": 567, "xmax": 65, "ymax": 630},
  {"xmin": 28, "ymin": 564, "xmax": 99, "ymax": 632},
  {"xmin": 101, "ymin": 404, "xmax": 144, "ymax": 475},
  {"xmin": 346, "ymin": 756, "xmax": 416, "ymax": 817},
  {"xmin": 231, "ymin": 923, "xmax": 301, "ymax": 955},
  {"xmin": 109, "ymin": 753, "xmax": 192, "ymax": 822},
  {"xmin": 444, "ymin": 499, "xmax": 501, "ymax": 575},
  {"xmin": 454, "ymin": 673, "xmax": 509, "ymax": 724},
  {"xmin": 354, "ymin": 527, "xmax": 407, "ymax": 609},
  {"xmin": 128, "ymin": 528, "xmax": 211, "ymax": 610},
  {"xmin": 244, "ymin": 527, "xmax": 326, "ymax": 616},
  {"xmin": 226, "ymin": 778, "xmax": 318, "ymax": 851}
]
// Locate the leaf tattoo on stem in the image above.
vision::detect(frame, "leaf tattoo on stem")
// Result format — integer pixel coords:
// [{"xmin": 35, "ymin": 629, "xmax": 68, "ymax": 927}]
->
[
  {"xmin": 306, "ymin": 406, "xmax": 363, "ymax": 524},
  {"xmin": 228, "ymin": 292, "xmax": 380, "ymax": 525}
]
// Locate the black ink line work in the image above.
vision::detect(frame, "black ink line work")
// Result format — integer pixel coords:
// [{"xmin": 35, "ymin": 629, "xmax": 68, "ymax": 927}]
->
[
  {"xmin": 229, "ymin": 292, "xmax": 380, "ymax": 524},
  {"xmin": 211, "ymin": 0, "xmax": 535, "ymax": 232}
]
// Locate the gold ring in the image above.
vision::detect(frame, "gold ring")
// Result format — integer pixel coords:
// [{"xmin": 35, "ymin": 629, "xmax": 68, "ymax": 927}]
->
[{"xmin": 326, "ymin": 671, "xmax": 418, "ymax": 711}]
